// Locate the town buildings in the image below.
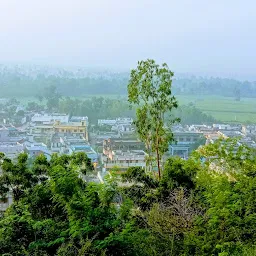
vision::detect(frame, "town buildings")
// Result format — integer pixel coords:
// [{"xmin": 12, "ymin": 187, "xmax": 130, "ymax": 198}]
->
[
  {"xmin": 169, "ymin": 126, "xmax": 204, "ymax": 158},
  {"xmin": 60, "ymin": 136, "xmax": 98, "ymax": 164},
  {"xmin": 0, "ymin": 143, "xmax": 24, "ymax": 159},
  {"xmin": 0, "ymin": 111, "xmax": 94, "ymax": 212},
  {"xmin": 102, "ymin": 138, "xmax": 147, "ymax": 171},
  {"xmin": 1, "ymin": 108, "xmax": 256, "ymax": 212}
]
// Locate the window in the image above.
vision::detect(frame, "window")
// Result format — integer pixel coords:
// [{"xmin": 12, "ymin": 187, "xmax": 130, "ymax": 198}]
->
[
  {"xmin": 135, "ymin": 160, "xmax": 138, "ymax": 163},
  {"xmin": 126, "ymin": 160, "xmax": 129, "ymax": 163},
  {"xmin": 74, "ymin": 129, "xmax": 77, "ymax": 132},
  {"xmin": 61, "ymin": 129, "xmax": 65, "ymax": 132},
  {"xmin": 80, "ymin": 129, "xmax": 83, "ymax": 133}
]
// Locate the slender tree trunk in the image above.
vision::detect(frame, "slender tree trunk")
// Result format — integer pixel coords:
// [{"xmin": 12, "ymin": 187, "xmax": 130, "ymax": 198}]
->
[
  {"xmin": 156, "ymin": 127, "xmax": 161, "ymax": 179},
  {"xmin": 156, "ymin": 146, "xmax": 161, "ymax": 179}
]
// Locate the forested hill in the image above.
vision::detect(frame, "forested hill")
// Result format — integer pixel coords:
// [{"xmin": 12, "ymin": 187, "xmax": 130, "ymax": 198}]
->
[
  {"xmin": 0, "ymin": 65, "xmax": 256, "ymax": 98},
  {"xmin": 0, "ymin": 72, "xmax": 128, "ymax": 97}
]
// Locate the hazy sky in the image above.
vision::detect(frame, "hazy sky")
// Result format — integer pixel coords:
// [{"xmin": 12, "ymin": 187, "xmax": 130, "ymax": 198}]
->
[{"xmin": 0, "ymin": 0, "xmax": 255, "ymax": 77}]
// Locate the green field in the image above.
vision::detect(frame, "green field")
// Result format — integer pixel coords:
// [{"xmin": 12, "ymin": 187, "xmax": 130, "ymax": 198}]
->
[{"xmin": 177, "ymin": 95, "xmax": 256, "ymax": 123}]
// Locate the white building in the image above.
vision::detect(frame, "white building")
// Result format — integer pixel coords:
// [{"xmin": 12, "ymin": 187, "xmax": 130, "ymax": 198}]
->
[
  {"xmin": 117, "ymin": 124, "xmax": 135, "ymax": 133},
  {"xmin": 213, "ymin": 124, "xmax": 241, "ymax": 131},
  {"xmin": 0, "ymin": 143, "xmax": 24, "ymax": 159},
  {"xmin": 213, "ymin": 124, "xmax": 232, "ymax": 130},
  {"xmin": 70, "ymin": 116, "xmax": 89, "ymax": 125},
  {"xmin": 24, "ymin": 142, "xmax": 51, "ymax": 160},
  {"xmin": 102, "ymin": 149, "xmax": 147, "ymax": 170},
  {"xmin": 241, "ymin": 125, "xmax": 256, "ymax": 136},
  {"xmin": 98, "ymin": 119, "xmax": 116, "ymax": 126},
  {"xmin": 188, "ymin": 124, "xmax": 210, "ymax": 132},
  {"xmin": 98, "ymin": 117, "xmax": 133, "ymax": 127},
  {"xmin": 116, "ymin": 118, "xmax": 133, "ymax": 125},
  {"xmin": 31, "ymin": 113, "xmax": 69, "ymax": 124}
]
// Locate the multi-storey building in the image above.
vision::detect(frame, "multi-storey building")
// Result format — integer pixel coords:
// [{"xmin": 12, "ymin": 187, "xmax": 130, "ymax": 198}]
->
[
  {"xmin": 102, "ymin": 149, "xmax": 147, "ymax": 171},
  {"xmin": 169, "ymin": 131, "xmax": 204, "ymax": 158},
  {"xmin": 60, "ymin": 136, "xmax": 98, "ymax": 165},
  {"xmin": 31, "ymin": 113, "xmax": 69, "ymax": 124},
  {"xmin": 98, "ymin": 117, "xmax": 133, "ymax": 126},
  {"xmin": 54, "ymin": 120, "xmax": 88, "ymax": 141},
  {"xmin": 24, "ymin": 142, "xmax": 51, "ymax": 160},
  {"xmin": 103, "ymin": 138, "xmax": 147, "ymax": 171},
  {"xmin": 103, "ymin": 138, "xmax": 145, "ymax": 153},
  {"xmin": 0, "ymin": 125, "xmax": 25, "ymax": 143},
  {"xmin": 30, "ymin": 120, "xmax": 88, "ymax": 143}
]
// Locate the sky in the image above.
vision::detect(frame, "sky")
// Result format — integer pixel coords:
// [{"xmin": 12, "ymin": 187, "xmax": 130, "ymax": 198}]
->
[{"xmin": 0, "ymin": 0, "xmax": 255, "ymax": 78}]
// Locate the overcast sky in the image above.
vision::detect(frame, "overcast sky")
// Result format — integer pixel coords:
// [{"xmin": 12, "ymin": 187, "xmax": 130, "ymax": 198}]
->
[{"xmin": 0, "ymin": 0, "xmax": 255, "ymax": 77}]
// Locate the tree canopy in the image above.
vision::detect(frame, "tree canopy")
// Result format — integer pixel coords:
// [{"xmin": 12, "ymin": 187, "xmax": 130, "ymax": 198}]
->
[
  {"xmin": 0, "ymin": 139, "xmax": 256, "ymax": 255},
  {"xmin": 128, "ymin": 59, "xmax": 179, "ymax": 178}
]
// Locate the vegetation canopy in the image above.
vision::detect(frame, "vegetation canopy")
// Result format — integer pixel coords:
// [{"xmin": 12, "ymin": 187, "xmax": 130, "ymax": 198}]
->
[{"xmin": 128, "ymin": 59, "xmax": 179, "ymax": 178}]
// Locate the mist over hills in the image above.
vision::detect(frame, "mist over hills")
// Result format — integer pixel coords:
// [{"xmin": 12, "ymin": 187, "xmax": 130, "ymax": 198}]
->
[
  {"xmin": 1, "ymin": 63, "xmax": 256, "ymax": 80},
  {"xmin": 0, "ymin": 64, "xmax": 255, "ymax": 99}
]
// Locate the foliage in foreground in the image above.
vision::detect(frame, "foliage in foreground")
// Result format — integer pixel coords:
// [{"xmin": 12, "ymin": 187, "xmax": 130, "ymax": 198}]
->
[
  {"xmin": 0, "ymin": 152, "xmax": 133, "ymax": 255},
  {"xmin": 1, "ymin": 140, "xmax": 256, "ymax": 255}
]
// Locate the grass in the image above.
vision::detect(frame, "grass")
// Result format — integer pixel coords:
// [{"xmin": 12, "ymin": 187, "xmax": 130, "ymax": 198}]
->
[{"xmin": 177, "ymin": 95, "xmax": 256, "ymax": 123}]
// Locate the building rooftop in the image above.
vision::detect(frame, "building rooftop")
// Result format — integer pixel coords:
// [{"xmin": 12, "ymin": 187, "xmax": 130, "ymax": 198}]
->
[
  {"xmin": 24, "ymin": 143, "xmax": 51, "ymax": 156},
  {"xmin": 60, "ymin": 136, "xmax": 89, "ymax": 145},
  {"xmin": 221, "ymin": 131, "xmax": 243, "ymax": 138},
  {"xmin": 70, "ymin": 145, "xmax": 96, "ymax": 153},
  {"xmin": 33, "ymin": 113, "xmax": 69, "ymax": 117},
  {"xmin": 32, "ymin": 124, "xmax": 53, "ymax": 129},
  {"xmin": 70, "ymin": 116, "xmax": 88, "ymax": 121},
  {"xmin": 173, "ymin": 131, "xmax": 203, "ymax": 135},
  {"xmin": 113, "ymin": 150, "xmax": 146, "ymax": 157},
  {"xmin": 0, "ymin": 143, "xmax": 24, "ymax": 155},
  {"xmin": 55, "ymin": 122, "xmax": 86, "ymax": 127}
]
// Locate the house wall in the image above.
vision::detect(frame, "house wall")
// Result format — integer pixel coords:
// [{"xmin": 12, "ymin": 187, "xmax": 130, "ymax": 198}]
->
[
  {"xmin": 31, "ymin": 114, "xmax": 69, "ymax": 123},
  {"xmin": 0, "ymin": 129, "xmax": 10, "ymax": 142},
  {"xmin": 54, "ymin": 122, "xmax": 88, "ymax": 140},
  {"xmin": 0, "ymin": 144, "xmax": 24, "ymax": 159},
  {"xmin": 0, "ymin": 193, "xmax": 13, "ymax": 212},
  {"xmin": 104, "ymin": 161, "xmax": 146, "ymax": 169}
]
